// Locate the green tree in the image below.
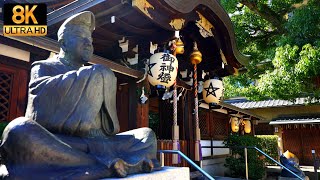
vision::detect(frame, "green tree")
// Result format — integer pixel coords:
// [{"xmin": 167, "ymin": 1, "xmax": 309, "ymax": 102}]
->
[{"xmin": 221, "ymin": 0, "xmax": 320, "ymax": 101}]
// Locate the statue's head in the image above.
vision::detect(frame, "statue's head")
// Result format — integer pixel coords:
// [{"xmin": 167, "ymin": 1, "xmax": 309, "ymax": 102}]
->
[{"xmin": 57, "ymin": 11, "xmax": 95, "ymax": 65}]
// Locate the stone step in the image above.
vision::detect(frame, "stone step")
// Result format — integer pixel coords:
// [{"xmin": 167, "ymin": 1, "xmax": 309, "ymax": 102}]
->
[
  {"xmin": 213, "ymin": 177, "xmax": 243, "ymax": 180},
  {"xmin": 190, "ymin": 170, "xmax": 243, "ymax": 180},
  {"xmin": 104, "ymin": 166, "xmax": 190, "ymax": 180},
  {"xmin": 267, "ymin": 165, "xmax": 320, "ymax": 180}
]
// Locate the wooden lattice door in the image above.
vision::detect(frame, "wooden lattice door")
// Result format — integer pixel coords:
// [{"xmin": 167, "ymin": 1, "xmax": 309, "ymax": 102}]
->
[
  {"xmin": 199, "ymin": 110, "xmax": 210, "ymax": 138},
  {"xmin": 0, "ymin": 64, "xmax": 28, "ymax": 122},
  {"xmin": 199, "ymin": 109, "xmax": 229, "ymax": 140},
  {"xmin": 210, "ymin": 112, "xmax": 229, "ymax": 139},
  {"xmin": 0, "ymin": 71, "xmax": 13, "ymax": 121}
]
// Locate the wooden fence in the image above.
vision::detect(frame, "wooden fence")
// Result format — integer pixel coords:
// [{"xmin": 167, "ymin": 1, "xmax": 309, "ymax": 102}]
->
[
  {"xmin": 283, "ymin": 127, "xmax": 320, "ymax": 165},
  {"xmin": 157, "ymin": 139, "xmax": 190, "ymax": 167}
]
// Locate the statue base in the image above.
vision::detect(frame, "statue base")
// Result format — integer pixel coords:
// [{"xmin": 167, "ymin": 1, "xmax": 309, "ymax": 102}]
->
[
  {"xmin": 103, "ymin": 167, "xmax": 190, "ymax": 180},
  {"xmin": 1, "ymin": 165, "xmax": 190, "ymax": 179},
  {"xmin": 278, "ymin": 176, "xmax": 309, "ymax": 180}
]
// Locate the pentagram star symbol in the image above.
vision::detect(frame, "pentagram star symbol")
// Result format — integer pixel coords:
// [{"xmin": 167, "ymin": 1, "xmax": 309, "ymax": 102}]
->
[
  {"xmin": 147, "ymin": 63, "xmax": 156, "ymax": 77},
  {"xmin": 204, "ymin": 82, "xmax": 219, "ymax": 97}
]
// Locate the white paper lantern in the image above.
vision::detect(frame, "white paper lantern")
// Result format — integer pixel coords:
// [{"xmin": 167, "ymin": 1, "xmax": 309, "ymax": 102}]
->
[
  {"xmin": 147, "ymin": 52, "xmax": 178, "ymax": 88},
  {"xmin": 202, "ymin": 78, "xmax": 223, "ymax": 104}
]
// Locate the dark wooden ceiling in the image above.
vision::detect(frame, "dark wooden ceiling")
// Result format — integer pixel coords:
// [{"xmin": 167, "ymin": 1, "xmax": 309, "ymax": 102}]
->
[{"xmin": 1, "ymin": 0, "xmax": 248, "ymax": 80}]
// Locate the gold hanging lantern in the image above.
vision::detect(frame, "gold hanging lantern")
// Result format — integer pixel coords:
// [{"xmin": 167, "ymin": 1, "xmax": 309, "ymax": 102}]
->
[
  {"xmin": 244, "ymin": 120, "xmax": 251, "ymax": 134},
  {"xmin": 175, "ymin": 38, "xmax": 184, "ymax": 55},
  {"xmin": 148, "ymin": 52, "xmax": 178, "ymax": 88},
  {"xmin": 190, "ymin": 42, "xmax": 202, "ymax": 65},
  {"xmin": 230, "ymin": 116, "xmax": 240, "ymax": 133}
]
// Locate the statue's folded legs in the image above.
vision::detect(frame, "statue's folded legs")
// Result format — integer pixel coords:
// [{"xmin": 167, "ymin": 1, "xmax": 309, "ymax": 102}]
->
[{"xmin": 1, "ymin": 117, "xmax": 159, "ymax": 179}]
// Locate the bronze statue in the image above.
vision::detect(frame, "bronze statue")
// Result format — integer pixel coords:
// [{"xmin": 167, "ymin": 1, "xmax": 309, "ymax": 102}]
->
[{"xmin": 0, "ymin": 11, "xmax": 160, "ymax": 179}]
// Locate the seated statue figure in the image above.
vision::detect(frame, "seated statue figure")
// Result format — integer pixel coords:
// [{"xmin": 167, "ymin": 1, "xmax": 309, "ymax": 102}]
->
[{"xmin": 0, "ymin": 11, "xmax": 160, "ymax": 179}]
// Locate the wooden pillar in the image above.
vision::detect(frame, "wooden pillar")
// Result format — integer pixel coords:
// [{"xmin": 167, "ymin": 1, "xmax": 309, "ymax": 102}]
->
[
  {"xmin": 128, "ymin": 79, "xmax": 137, "ymax": 129},
  {"xmin": 252, "ymin": 120, "xmax": 256, "ymax": 135},
  {"xmin": 177, "ymin": 90, "xmax": 186, "ymax": 140},
  {"xmin": 274, "ymin": 126, "xmax": 284, "ymax": 155},
  {"xmin": 136, "ymin": 80, "xmax": 150, "ymax": 128},
  {"xmin": 186, "ymin": 91, "xmax": 195, "ymax": 161},
  {"xmin": 158, "ymin": 97, "xmax": 172, "ymax": 139},
  {"xmin": 117, "ymin": 84, "xmax": 129, "ymax": 132},
  {"xmin": 135, "ymin": 40, "xmax": 152, "ymax": 128}
]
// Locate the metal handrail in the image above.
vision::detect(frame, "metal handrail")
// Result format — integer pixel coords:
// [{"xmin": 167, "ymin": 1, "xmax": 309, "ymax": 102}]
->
[
  {"xmin": 253, "ymin": 147, "xmax": 304, "ymax": 180},
  {"xmin": 201, "ymin": 145, "xmax": 304, "ymax": 180},
  {"xmin": 312, "ymin": 150, "xmax": 319, "ymax": 180},
  {"xmin": 158, "ymin": 150, "xmax": 214, "ymax": 180}
]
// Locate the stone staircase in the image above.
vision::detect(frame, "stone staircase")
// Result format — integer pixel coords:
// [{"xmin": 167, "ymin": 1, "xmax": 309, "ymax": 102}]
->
[
  {"xmin": 105, "ymin": 167, "xmax": 190, "ymax": 180},
  {"xmin": 266, "ymin": 165, "xmax": 320, "ymax": 180},
  {"xmin": 190, "ymin": 171, "xmax": 243, "ymax": 180}
]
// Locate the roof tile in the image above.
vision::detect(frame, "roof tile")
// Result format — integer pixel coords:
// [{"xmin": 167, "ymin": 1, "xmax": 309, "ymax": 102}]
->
[
  {"xmin": 226, "ymin": 97, "xmax": 319, "ymax": 109},
  {"xmin": 270, "ymin": 115, "xmax": 320, "ymax": 125}
]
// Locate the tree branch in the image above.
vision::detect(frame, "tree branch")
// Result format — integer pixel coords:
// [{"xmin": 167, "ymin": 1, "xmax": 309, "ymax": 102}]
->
[
  {"xmin": 239, "ymin": 23, "xmax": 281, "ymax": 41},
  {"xmin": 240, "ymin": 0, "xmax": 286, "ymax": 33},
  {"xmin": 239, "ymin": 24, "xmax": 259, "ymax": 34},
  {"xmin": 251, "ymin": 30, "xmax": 282, "ymax": 41}
]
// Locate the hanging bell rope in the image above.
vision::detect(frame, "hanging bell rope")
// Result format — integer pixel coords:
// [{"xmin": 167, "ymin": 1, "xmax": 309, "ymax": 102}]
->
[
  {"xmin": 171, "ymin": 36, "xmax": 184, "ymax": 164},
  {"xmin": 190, "ymin": 41, "xmax": 202, "ymax": 162}
]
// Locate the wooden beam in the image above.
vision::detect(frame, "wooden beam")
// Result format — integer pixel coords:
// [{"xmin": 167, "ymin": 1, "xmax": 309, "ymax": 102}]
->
[
  {"xmin": 0, "ymin": 36, "xmax": 50, "ymax": 58},
  {"xmin": 163, "ymin": 0, "xmax": 250, "ymax": 66},
  {"xmin": 0, "ymin": 23, "xmax": 144, "ymax": 78},
  {"xmin": 47, "ymin": 0, "xmax": 106, "ymax": 26},
  {"xmin": 0, "ymin": 55, "xmax": 30, "ymax": 70},
  {"xmin": 219, "ymin": 101, "xmax": 265, "ymax": 120},
  {"xmin": 91, "ymin": 55, "xmax": 143, "ymax": 78},
  {"xmin": 176, "ymin": 78, "xmax": 192, "ymax": 90}
]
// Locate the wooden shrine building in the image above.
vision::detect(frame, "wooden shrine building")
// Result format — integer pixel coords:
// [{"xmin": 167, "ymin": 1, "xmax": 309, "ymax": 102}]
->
[{"xmin": 0, "ymin": 0, "xmax": 263, "ymax": 173}]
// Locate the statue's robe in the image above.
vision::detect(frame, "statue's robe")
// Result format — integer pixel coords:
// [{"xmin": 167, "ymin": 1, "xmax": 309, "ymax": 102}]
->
[
  {"xmin": 26, "ymin": 58, "xmax": 120, "ymax": 137},
  {"xmin": 0, "ymin": 58, "xmax": 158, "ymax": 179}
]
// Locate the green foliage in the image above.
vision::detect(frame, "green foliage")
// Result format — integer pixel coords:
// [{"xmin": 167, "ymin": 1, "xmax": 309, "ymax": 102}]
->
[
  {"xmin": 256, "ymin": 135, "xmax": 279, "ymax": 165},
  {"xmin": 149, "ymin": 112, "xmax": 159, "ymax": 136},
  {"xmin": 284, "ymin": 3, "xmax": 320, "ymax": 46},
  {"xmin": 224, "ymin": 134, "xmax": 265, "ymax": 179},
  {"xmin": 220, "ymin": 0, "xmax": 320, "ymax": 101},
  {"xmin": 224, "ymin": 134, "xmax": 281, "ymax": 179},
  {"xmin": 0, "ymin": 122, "xmax": 8, "ymax": 136},
  {"xmin": 257, "ymin": 44, "xmax": 320, "ymax": 100}
]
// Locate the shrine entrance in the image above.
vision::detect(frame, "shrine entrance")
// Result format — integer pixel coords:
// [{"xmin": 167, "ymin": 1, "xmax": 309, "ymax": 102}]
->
[{"xmin": 0, "ymin": 62, "xmax": 28, "ymax": 122}]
